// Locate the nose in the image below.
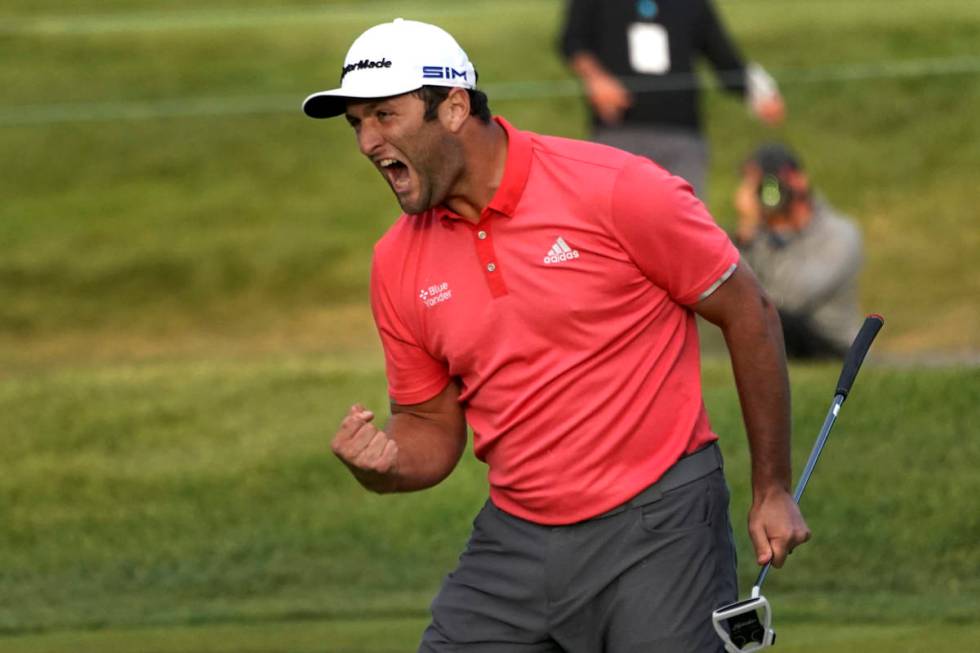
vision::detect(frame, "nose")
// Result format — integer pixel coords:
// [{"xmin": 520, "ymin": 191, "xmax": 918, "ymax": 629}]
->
[{"xmin": 356, "ymin": 122, "xmax": 384, "ymax": 158}]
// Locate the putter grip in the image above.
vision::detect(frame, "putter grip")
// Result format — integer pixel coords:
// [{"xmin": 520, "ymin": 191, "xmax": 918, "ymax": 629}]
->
[{"xmin": 835, "ymin": 314, "xmax": 884, "ymax": 399}]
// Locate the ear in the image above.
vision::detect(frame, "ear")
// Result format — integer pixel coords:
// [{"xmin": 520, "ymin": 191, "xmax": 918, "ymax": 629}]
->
[{"xmin": 439, "ymin": 88, "xmax": 471, "ymax": 133}]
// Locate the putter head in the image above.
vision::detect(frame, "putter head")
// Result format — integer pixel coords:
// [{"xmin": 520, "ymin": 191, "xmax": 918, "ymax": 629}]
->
[{"xmin": 711, "ymin": 593, "xmax": 776, "ymax": 653}]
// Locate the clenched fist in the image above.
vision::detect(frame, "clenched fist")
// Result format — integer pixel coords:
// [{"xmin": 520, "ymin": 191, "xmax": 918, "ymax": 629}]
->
[
  {"xmin": 748, "ymin": 487, "xmax": 811, "ymax": 568},
  {"xmin": 332, "ymin": 404, "xmax": 399, "ymax": 491}
]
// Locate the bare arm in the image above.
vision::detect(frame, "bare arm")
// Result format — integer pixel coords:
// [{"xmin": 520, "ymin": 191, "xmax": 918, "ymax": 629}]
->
[
  {"xmin": 567, "ymin": 51, "xmax": 633, "ymax": 125},
  {"xmin": 695, "ymin": 261, "xmax": 811, "ymax": 567},
  {"xmin": 331, "ymin": 380, "xmax": 467, "ymax": 494}
]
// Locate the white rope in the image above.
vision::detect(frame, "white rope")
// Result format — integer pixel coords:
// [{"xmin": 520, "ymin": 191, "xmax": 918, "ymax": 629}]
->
[
  {"xmin": 2, "ymin": 55, "xmax": 978, "ymax": 128},
  {"xmin": 0, "ymin": 95, "xmax": 300, "ymax": 127}
]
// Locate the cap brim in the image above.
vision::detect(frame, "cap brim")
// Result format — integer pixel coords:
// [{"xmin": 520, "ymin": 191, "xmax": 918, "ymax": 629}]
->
[
  {"xmin": 302, "ymin": 90, "xmax": 350, "ymax": 119},
  {"xmin": 302, "ymin": 82, "xmax": 426, "ymax": 119}
]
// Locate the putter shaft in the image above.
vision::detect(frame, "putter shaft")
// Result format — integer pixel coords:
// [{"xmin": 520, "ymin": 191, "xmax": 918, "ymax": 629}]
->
[
  {"xmin": 753, "ymin": 314, "xmax": 884, "ymax": 591},
  {"xmin": 753, "ymin": 393, "xmax": 843, "ymax": 591}
]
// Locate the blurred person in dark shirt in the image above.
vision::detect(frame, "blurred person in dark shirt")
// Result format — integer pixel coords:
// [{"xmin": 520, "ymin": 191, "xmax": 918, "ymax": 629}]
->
[{"xmin": 559, "ymin": 0, "xmax": 784, "ymax": 198}]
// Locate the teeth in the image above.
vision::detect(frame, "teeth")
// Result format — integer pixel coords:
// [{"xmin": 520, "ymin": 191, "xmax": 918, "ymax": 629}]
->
[{"xmin": 379, "ymin": 158, "xmax": 398, "ymax": 168}]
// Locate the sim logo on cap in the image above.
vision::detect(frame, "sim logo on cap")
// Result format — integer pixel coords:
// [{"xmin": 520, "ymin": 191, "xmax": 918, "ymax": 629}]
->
[{"xmin": 423, "ymin": 66, "xmax": 469, "ymax": 81}]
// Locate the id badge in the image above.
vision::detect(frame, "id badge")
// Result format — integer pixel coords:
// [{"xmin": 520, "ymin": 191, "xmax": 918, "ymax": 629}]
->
[{"xmin": 627, "ymin": 22, "xmax": 670, "ymax": 74}]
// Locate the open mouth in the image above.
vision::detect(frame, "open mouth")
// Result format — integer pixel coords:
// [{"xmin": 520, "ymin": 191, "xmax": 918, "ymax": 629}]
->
[{"xmin": 378, "ymin": 157, "xmax": 412, "ymax": 195}]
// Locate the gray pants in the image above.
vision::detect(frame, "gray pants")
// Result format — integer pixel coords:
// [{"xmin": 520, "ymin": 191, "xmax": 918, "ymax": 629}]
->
[
  {"xmin": 593, "ymin": 126, "xmax": 709, "ymax": 200},
  {"xmin": 419, "ymin": 462, "xmax": 737, "ymax": 652}
]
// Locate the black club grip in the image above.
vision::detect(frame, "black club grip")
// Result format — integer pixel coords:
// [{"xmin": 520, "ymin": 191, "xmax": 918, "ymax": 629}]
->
[{"xmin": 835, "ymin": 314, "xmax": 885, "ymax": 400}]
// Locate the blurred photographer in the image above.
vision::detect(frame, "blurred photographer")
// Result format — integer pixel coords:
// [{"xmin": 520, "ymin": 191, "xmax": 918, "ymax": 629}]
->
[{"xmin": 734, "ymin": 144, "xmax": 863, "ymax": 359}]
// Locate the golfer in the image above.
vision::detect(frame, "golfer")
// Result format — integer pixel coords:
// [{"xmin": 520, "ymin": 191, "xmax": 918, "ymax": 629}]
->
[{"xmin": 305, "ymin": 19, "xmax": 810, "ymax": 652}]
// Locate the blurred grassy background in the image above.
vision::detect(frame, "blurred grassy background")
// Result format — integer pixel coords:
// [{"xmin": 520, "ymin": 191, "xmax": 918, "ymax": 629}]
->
[
  {"xmin": 1, "ymin": 0, "xmax": 978, "ymax": 365},
  {"xmin": 1, "ymin": 0, "xmax": 979, "ymax": 650}
]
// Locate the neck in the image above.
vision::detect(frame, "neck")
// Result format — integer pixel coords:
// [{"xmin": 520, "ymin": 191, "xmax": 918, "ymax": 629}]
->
[{"xmin": 443, "ymin": 119, "xmax": 508, "ymax": 223}]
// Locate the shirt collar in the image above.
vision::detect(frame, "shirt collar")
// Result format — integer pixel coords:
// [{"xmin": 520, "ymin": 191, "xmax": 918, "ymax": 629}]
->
[{"xmin": 485, "ymin": 116, "xmax": 531, "ymax": 219}]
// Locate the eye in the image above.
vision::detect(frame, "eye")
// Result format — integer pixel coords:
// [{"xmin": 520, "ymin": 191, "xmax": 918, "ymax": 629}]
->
[{"xmin": 376, "ymin": 109, "xmax": 392, "ymax": 121}]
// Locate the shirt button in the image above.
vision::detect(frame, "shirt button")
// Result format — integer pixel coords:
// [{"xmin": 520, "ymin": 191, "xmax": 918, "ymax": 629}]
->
[
  {"xmin": 477, "ymin": 230, "xmax": 487, "ymax": 240},
  {"xmin": 487, "ymin": 262, "xmax": 496, "ymax": 272}
]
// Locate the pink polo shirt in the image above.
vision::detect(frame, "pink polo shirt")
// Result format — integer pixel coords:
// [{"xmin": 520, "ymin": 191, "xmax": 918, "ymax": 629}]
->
[{"xmin": 370, "ymin": 117, "xmax": 739, "ymax": 525}]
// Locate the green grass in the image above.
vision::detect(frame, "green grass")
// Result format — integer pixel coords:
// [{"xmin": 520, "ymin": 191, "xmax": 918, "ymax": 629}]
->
[
  {"xmin": 0, "ymin": 618, "xmax": 431, "ymax": 653},
  {"xmin": 5, "ymin": 619, "xmax": 980, "ymax": 653},
  {"xmin": 1, "ymin": 0, "xmax": 978, "ymax": 356},
  {"xmin": 1, "ymin": 357, "xmax": 977, "ymax": 644}
]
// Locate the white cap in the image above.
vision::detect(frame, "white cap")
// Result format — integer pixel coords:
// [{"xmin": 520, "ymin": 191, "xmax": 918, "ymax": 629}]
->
[{"xmin": 302, "ymin": 18, "xmax": 477, "ymax": 119}]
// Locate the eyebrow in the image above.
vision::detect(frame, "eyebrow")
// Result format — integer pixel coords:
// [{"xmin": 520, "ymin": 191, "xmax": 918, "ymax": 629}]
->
[{"xmin": 344, "ymin": 99, "xmax": 385, "ymax": 123}]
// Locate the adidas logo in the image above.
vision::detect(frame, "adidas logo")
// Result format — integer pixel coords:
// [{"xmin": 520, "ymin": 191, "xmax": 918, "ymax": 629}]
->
[{"xmin": 543, "ymin": 236, "xmax": 580, "ymax": 265}]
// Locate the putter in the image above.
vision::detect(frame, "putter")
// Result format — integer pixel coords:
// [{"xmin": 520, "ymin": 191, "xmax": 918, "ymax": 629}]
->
[{"xmin": 711, "ymin": 314, "xmax": 885, "ymax": 653}]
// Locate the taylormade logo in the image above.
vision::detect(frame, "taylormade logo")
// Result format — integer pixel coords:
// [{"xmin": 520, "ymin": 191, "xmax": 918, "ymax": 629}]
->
[{"xmin": 341, "ymin": 58, "xmax": 392, "ymax": 80}]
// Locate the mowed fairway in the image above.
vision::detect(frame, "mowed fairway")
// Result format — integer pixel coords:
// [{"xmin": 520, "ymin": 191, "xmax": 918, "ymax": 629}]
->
[
  {"xmin": 1, "ymin": 0, "xmax": 978, "ymax": 651},
  {"xmin": 1, "ymin": 358, "xmax": 978, "ymax": 650},
  {"xmin": 6, "ymin": 620, "xmax": 980, "ymax": 653}
]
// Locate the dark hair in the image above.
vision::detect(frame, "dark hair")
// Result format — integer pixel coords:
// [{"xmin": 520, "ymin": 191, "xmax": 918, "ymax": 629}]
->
[
  {"xmin": 412, "ymin": 86, "xmax": 492, "ymax": 123},
  {"xmin": 748, "ymin": 143, "xmax": 803, "ymax": 177},
  {"xmin": 746, "ymin": 143, "xmax": 809, "ymax": 213}
]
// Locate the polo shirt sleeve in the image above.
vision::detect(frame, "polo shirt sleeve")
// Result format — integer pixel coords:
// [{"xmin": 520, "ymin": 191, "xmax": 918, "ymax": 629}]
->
[
  {"xmin": 609, "ymin": 158, "xmax": 740, "ymax": 305},
  {"xmin": 369, "ymin": 253, "xmax": 451, "ymax": 405}
]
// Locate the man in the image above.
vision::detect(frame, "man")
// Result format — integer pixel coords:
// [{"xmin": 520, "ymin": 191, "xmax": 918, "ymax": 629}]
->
[
  {"xmin": 304, "ymin": 19, "xmax": 810, "ymax": 652},
  {"xmin": 733, "ymin": 144, "xmax": 864, "ymax": 359},
  {"xmin": 559, "ymin": 0, "xmax": 785, "ymax": 198}
]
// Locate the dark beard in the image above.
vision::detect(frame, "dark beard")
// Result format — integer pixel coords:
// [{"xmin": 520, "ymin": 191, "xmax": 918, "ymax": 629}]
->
[{"xmin": 398, "ymin": 130, "xmax": 464, "ymax": 215}]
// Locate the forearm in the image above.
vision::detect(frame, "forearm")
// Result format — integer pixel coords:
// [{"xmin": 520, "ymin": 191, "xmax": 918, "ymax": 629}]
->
[
  {"xmin": 698, "ymin": 263, "xmax": 811, "ymax": 565},
  {"xmin": 332, "ymin": 383, "xmax": 467, "ymax": 495},
  {"xmin": 734, "ymin": 224, "xmax": 760, "ymax": 248},
  {"xmin": 378, "ymin": 411, "xmax": 467, "ymax": 493},
  {"xmin": 569, "ymin": 51, "xmax": 612, "ymax": 83},
  {"xmin": 696, "ymin": 264, "xmax": 793, "ymax": 497},
  {"xmin": 721, "ymin": 292, "xmax": 793, "ymax": 498}
]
